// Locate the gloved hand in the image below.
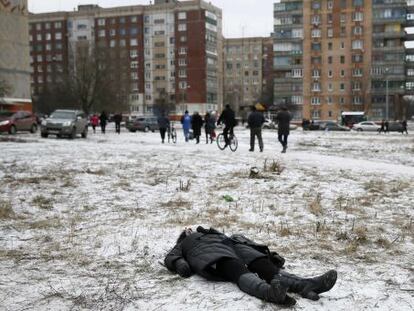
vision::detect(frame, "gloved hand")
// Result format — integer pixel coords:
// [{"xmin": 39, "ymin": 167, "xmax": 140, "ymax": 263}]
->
[
  {"xmin": 175, "ymin": 258, "xmax": 192, "ymax": 278},
  {"xmin": 269, "ymin": 251, "xmax": 285, "ymax": 268}
]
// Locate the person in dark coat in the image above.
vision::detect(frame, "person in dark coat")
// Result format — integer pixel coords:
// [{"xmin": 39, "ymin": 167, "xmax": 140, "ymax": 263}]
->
[
  {"xmin": 165, "ymin": 226, "xmax": 337, "ymax": 306},
  {"xmin": 157, "ymin": 113, "xmax": 170, "ymax": 143},
  {"xmin": 401, "ymin": 120, "xmax": 408, "ymax": 134},
  {"xmin": 113, "ymin": 113, "xmax": 122, "ymax": 134},
  {"xmin": 99, "ymin": 111, "xmax": 108, "ymax": 134},
  {"xmin": 378, "ymin": 120, "xmax": 386, "ymax": 134},
  {"xmin": 191, "ymin": 112, "xmax": 203, "ymax": 144},
  {"xmin": 275, "ymin": 106, "xmax": 292, "ymax": 153},
  {"xmin": 248, "ymin": 105, "xmax": 265, "ymax": 152},
  {"xmin": 217, "ymin": 104, "xmax": 237, "ymax": 147},
  {"xmin": 204, "ymin": 112, "xmax": 216, "ymax": 144},
  {"xmin": 385, "ymin": 120, "xmax": 389, "ymax": 133}
]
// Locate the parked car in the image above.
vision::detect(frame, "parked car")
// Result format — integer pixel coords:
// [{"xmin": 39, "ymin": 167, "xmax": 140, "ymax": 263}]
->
[
  {"xmin": 387, "ymin": 121, "xmax": 404, "ymax": 132},
  {"xmin": 126, "ymin": 116, "xmax": 159, "ymax": 132},
  {"xmin": 353, "ymin": 121, "xmax": 380, "ymax": 132},
  {"xmin": 0, "ymin": 111, "xmax": 38, "ymax": 134},
  {"xmin": 322, "ymin": 122, "xmax": 350, "ymax": 131},
  {"xmin": 41, "ymin": 110, "xmax": 88, "ymax": 139}
]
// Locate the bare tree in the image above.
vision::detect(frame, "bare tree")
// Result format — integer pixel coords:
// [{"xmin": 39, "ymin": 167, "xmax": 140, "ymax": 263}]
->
[
  {"xmin": 35, "ymin": 43, "xmax": 131, "ymax": 115},
  {"xmin": 153, "ymin": 89, "xmax": 175, "ymax": 116}
]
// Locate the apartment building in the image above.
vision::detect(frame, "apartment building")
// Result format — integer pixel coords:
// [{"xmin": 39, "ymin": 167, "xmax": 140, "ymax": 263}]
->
[
  {"xmin": 274, "ymin": 0, "xmax": 414, "ymax": 121},
  {"xmin": 0, "ymin": 0, "xmax": 32, "ymax": 111},
  {"xmin": 223, "ymin": 37, "xmax": 273, "ymax": 116},
  {"xmin": 29, "ymin": 0, "xmax": 223, "ymax": 115}
]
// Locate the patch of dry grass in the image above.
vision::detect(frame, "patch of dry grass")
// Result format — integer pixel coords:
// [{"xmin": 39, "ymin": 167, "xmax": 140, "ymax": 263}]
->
[
  {"xmin": 0, "ymin": 200, "xmax": 15, "ymax": 219},
  {"xmin": 263, "ymin": 159, "xmax": 285, "ymax": 175},
  {"xmin": 309, "ymin": 193, "xmax": 323, "ymax": 215},
  {"xmin": 32, "ymin": 195, "xmax": 54, "ymax": 210}
]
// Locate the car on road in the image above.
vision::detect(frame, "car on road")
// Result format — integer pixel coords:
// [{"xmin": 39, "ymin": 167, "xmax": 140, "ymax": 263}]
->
[
  {"xmin": 387, "ymin": 121, "xmax": 404, "ymax": 133},
  {"xmin": 126, "ymin": 116, "xmax": 159, "ymax": 132},
  {"xmin": 41, "ymin": 110, "xmax": 88, "ymax": 139},
  {"xmin": 353, "ymin": 121, "xmax": 380, "ymax": 132},
  {"xmin": 0, "ymin": 111, "xmax": 38, "ymax": 134},
  {"xmin": 307, "ymin": 121, "xmax": 349, "ymax": 131}
]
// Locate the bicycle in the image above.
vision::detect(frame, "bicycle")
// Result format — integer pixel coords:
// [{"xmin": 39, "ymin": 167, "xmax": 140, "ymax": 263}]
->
[
  {"xmin": 216, "ymin": 132, "xmax": 238, "ymax": 152},
  {"xmin": 168, "ymin": 122, "xmax": 177, "ymax": 143}
]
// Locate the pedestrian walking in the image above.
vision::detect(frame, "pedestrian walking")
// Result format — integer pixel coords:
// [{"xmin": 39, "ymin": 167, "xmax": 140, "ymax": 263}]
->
[
  {"xmin": 191, "ymin": 112, "xmax": 203, "ymax": 144},
  {"xmin": 385, "ymin": 120, "xmax": 389, "ymax": 133},
  {"xmin": 181, "ymin": 111, "xmax": 192, "ymax": 142},
  {"xmin": 401, "ymin": 120, "xmax": 408, "ymax": 135},
  {"xmin": 99, "ymin": 111, "xmax": 108, "ymax": 134},
  {"xmin": 275, "ymin": 106, "xmax": 292, "ymax": 153},
  {"xmin": 247, "ymin": 105, "xmax": 265, "ymax": 152},
  {"xmin": 113, "ymin": 112, "xmax": 122, "ymax": 134},
  {"xmin": 157, "ymin": 113, "xmax": 170, "ymax": 143},
  {"xmin": 204, "ymin": 112, "xmax": 216, "ymax": 144},
  {"xmin": 165, "ymin": 226, "xmax": 337, "ymax": 306},
  {"xmin": 90, "ymin": 114, "xmax": 99, "ymax": 134},
  {"xmin": 378, "ymin": 120, "xmax": 386, "ymax": 134}
]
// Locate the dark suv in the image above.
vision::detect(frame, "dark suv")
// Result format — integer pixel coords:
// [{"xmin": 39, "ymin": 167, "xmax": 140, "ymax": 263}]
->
[
  {"xmin": 41, "ymin": 110, "xmax": 88, "ymax": 139},
  {"xmin": 126, "ymin": 116, "xmax": 159, "ymax": 132}
]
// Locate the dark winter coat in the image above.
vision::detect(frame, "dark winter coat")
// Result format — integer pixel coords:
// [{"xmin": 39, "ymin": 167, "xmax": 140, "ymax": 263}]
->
[
  {"xmin": 99, "ymin": 113, "xmax": 108, "ymax": 125},
  {"xmin": 218, "ymin": 107, "xmax": 237, "ymax": 127},
  {"xmin": 205, "ymin": 115, "xmax": 216, "ymax": 132},
  {"xmin": 164, "ymin": 227, "xmax": 283, "ymax": 281},
  {"xmin": 191, "ymin": 114, "xmax": 203, "ymax": 136},
  {"xmin": 248, "ymin": 111, "xmax": 265, "ymax": 128},
  {"xmin": 275, "ymin": 110, "xmax": 292, "ymax": 135},
  {"xmin": 157, "ymin": 116, "xmax": 170, "ymax": 129},
  {"xmin": 113, "ymin": 114, "xmax": 122, "ymax": 124}
]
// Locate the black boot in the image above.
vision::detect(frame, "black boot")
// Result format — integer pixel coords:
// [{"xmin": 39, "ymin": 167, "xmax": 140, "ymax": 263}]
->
[
  {"xmin": 277, "ymin": 270, "xmax": 337, "ymax": 301},
  {"xmin": 237, "ymin": 273, "xmax": 295, "ymax": 306}
]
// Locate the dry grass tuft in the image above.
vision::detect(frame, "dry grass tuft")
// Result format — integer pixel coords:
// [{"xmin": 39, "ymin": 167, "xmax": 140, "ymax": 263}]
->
[
  {"xmin": 160, "ymin": 197, "xmax": 191, "ymax": 210},
  {"xmin": 309, "ymin": 193, "xmax": 323, "ymax": 215},
  {"xmin": 263, "ymin": 159, "xmax": 285, "ymax": 175},
  {"xmin": 85, "ymin": 168, "xmax": 106, "ymax": 176},
  {"xmin": 0, "ymin": 200, "xmax": 15, "ymax": 219},
  {"xmin": 32, "ymin": 195, "xmax": 54, "ymax": 210}
]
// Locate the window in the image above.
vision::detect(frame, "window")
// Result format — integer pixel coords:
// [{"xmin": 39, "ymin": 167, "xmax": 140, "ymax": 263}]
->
[
  {"xmin": 311, "ymin": 29, "xmax": 321, "ymax": 38},
  {"xmin": 130, "ymin": 39, "xmax": 138, "ymax": 46},
  {"xmin": 179, "ymin": 58, "xmax": 187, "ymax": 66},
  {"xmin": 353, "ymin": 12, "xmax": 364, "ymax": 21},
  {"xmin": 353, "ymin": 26, "xmax": 363, "ymax": 35},
  {"xmin": 352, "ymin": 68, "xmax": 363, "ymax": 76},
  {"xmin": 353, "ymin": 0, "xmax": 364, "ymax": 7},
  {"xmin": 120, "ymin": 17, "xmax": 126, "ymax": 24},
  {"xmin": 110, "ymin": 40, "xmax": 116, "ymax": 47},
  {"xmin": 328, "ymin": 83, "xmax": 333, "ymax": 91},
  {"xmin": 98, "ymin": 30, "xmax": 106, "ymax": 37},
  {"xmin": 328, "ymin": 56, "xmax": 333, "ymax": 64},
  {"xmin": 131, "ymin": 72, "xmax": 138, "ymax": 80},
  {"xmin": 54, "ymin": 22, "xmax": 62, "ymax": 29},
  {"xmin": 312, "ymin": 110, "xmax": 320, "ymax": 119},
  {"xmin": 327, "ymin": 97, "xmax": 333, "ymax": 104},
  {"xmin": 45, "ymin": 22, "xmax": 51, "ymax": 30},
  {"xmin": 37, "ymin": 55, "xmax": 43, "ymax": 62},
  {"xmin": 312, "ymin": 15, "xmax": 321, "ymax": 25},
  {"xmin": 340, "ymin": 56, "xmax": 345, "ymax": 64},
  {"xmin": 130, "ymin": 16, "xmax": 138, "ymax": 23},
  {"xmin": 340, "ymin": 97, "xmax": 345, "ymax": 104},
  {"xmin": 340, "ymin": 14, "xmax": 346, "ymax": 23},
  {"xmin": 179, "ymin": 47, "xmax": 187, "ymax": 55},
  {"xmin": 341, "ymin": 70, "xmax": 345, "ymax": 77},
  {"xmin": 340, "ymin": 83, "xmax": 345, "ymax": 91},
  {"xmin": 36, "ymin": 23, "xmax": 42, "ymax": 31},
  {"xmin": 312, "ymin": 43, "xmax": 321, "ymax": 51},
  {"xmin": 312, "ymin": 1, "xmax": 321, "ymax": 10},
  {"xmin": 120, "ymin": 39, "xmax": 126, "ymax": 47},
  {"xmin": 110, "ymin": 29, "xmax": 116, "ymax": 36},
  {"xmin": 312, "ymin": 69, "xmax": 320, "ymax": 78},
  {"xmin": 341, "ymin": 42, "xmax": 345, "ymax": 49},
  {"xmin": 180, "ymin": 36, "xmax": 187, "ymax": 42},
  {"xmin": 352, "ymin": 40, "xmax": 363, "ymax": 50},
  {"xmin": 311, "ymin": 97, "xmax": 321, "ymax": 105},
  {"xmin": 352, "ymin": 81, "xmax": 361, "ymax": 90},
  {"xmin": 46, "ymin": 43, "xmax": 52, "ymax": 51},
  {"xmin": 37, "ymin": 34, "xmax": 42, "ymax": 41},
  {"xmin": 292, "ymin": 69, "xmax": 303, "ymax": 77},
  {"xmin": 312, "ymin": 82, "xmax": 321, "ymax": 92},
  {"xmin": 327, "ymin": 28, "xmax": 333, "ymax": 37},
  {"xmin": 55, "ymin": 32, "xmax": 62, "ymax": 40},
  {"xmin": 179, "ymin": 69, "xmax": 187, "ymax": 78},
  {"xmin": 327, "ymin": 1, "xmax": 333, "ymax": 10},
  {"xmin": 179, "ymin": 81, "xmax": 188, "ymax": 89},
  {"xmin": 178, "ymin": 23, "xmax": 187, "ymax": 32},
  {"xmin": 98, "ymin": 19, "xmax": 105, "ymax": 26},
  {"xmin": 328, "ymin": 42, "xmax": 333, "ymax": 50},
  {"xmin": 353, "ymin": 96, "xmax": 363, "ymax": 105},
  {"xmin": 178, "ymin": 12, "xmax": 187, "ymax": 20},
  {"xmin": 352, "ymin": 54, "xmax": 363, "ymax": 63}
]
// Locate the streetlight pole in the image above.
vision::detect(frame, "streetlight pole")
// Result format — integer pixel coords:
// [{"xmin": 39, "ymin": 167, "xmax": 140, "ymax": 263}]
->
[{"xmin": 385, "ymin": 67, "xmax": 389, "ymax": 120}]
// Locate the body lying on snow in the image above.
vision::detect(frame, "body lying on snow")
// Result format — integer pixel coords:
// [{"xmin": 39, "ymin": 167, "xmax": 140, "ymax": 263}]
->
[{"xmin": 164, "ymin": 226, "xmax": 337, "ymax": 306}]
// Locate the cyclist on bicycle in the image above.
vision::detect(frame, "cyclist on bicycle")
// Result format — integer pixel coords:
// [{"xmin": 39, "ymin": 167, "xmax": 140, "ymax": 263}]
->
[{"xmin": 217, "ymin": 104, "xmax": 237, "ymax": 147}]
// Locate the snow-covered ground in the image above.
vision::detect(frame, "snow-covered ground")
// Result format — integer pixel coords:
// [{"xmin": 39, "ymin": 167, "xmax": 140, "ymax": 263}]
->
[{"xmin": 0, "ymin": 126, "xmax": 413, "ymax": 310}]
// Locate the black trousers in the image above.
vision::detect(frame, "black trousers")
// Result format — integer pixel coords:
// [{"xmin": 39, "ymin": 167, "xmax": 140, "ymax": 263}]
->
[
  {"xmin": 160, "ymin": 128, "xmax": 167, "ymax": 141},
  {"xmin": 115, "ymin": 122, "xmax": 121, "ymax": 134},
  {"xmin": 278, "ymin": 133, "xmax": 288, "ymax": 147},
  {"xmin": 223, "ymin": 126, "xmax": 234, "ymax": 145},
  {"xmin": 216, "ymin": 257, "xmax": 279, "ymax": 284},
  {"xmin": 250, "ymin": 127, "xmax": 263, "ymax": 151},
  {"xmin": 101, "ymin": 123, "xmax": 106, "ymax": 134}
]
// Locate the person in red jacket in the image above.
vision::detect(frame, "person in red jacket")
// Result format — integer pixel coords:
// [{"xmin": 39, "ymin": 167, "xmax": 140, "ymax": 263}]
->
[{"xmin": 90, "ymin": 114, "xmax": 99, "ymax": 134}]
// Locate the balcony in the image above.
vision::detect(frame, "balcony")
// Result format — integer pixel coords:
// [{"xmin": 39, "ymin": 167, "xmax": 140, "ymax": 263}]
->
[
  {"xmin": 372, "ymin": 31, "xmax": 406, "ymax": 39},
  {"xmin": 404, "ymin": 33, "xmax": 414, "ymax": 41},
  {"xmin": 373, "ymin": 17, "xmax": 406, "ymax": 25},
  {"xmin": 372, "ymin": 45, "xmax": 405, "ymax": 52},
  {"xmin": 404, "ymin": 18, "xmax": 414, "ymax": 27}
]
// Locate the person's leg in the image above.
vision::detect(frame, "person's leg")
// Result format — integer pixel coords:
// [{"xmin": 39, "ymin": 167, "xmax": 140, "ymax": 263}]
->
[
  {"xmin": 248, "ymin": 257, "xmax": 280, "ymax": 283},
  {"xmin": 257, "ymin": 129, "xmax": 263, "ymax": 152},
  {"xmin": 160, "ymin": 128, "xmax": 166, "ymax": 142},
  {"xmin": 223, "ymin": 126, "xmax": 230, "ymax": 145},
  {"xmin": 284, "ymin": 134, "xmax": 288, "ymax": 148},
  {"xmin": 278, "ymin": 133, "xmax": 284, "ymax": 147},
  {"xmin": 249, "ymin": 128, "xmax": 255, "ymax": 151},
  {"xmin": 206, "ymin": 130, "xmax": 209, "ymax": 144},
  {"xmin": 216, "ymin": 258, "xmax": 293, "ymax": 305},
  {"xmin": 184, "ymin": 128, "xmax": 189, "ymax": 142}
]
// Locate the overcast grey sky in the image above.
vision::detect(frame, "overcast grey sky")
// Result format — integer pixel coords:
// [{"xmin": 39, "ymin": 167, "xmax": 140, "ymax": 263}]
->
[{"xmin": 28, "ymin": 0, "xmax": 276, "ymax": 38}]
